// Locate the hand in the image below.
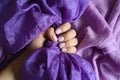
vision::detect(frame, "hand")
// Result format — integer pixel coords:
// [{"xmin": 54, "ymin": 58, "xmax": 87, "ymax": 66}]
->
[
  {"xmin": 56, "ymin": 22, "xmax": 78, "ymax": 53},
  {"xmin": 27, "ymin": 22, "xmax": 78, "ymax": 53}
]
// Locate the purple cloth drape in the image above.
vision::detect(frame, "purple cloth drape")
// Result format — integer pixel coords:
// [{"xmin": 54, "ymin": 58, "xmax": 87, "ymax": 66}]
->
[
  {"xmin": 73, "ymin": 0, "xmax": 120, "ymax": 80},
  {"xmin": 0, "ymin": 0, "xmax": 96, "ymax": 80},
  {"xmin": 0, "ymin": 0, "xmax": 89, "ymax": 69},
  {"xmin": 1, "ymin": 0, "xmax": 120, "ymax": 80},
  {"xmin": 20, "ymin": 41, "xmax": 95, "ymax": 80}
]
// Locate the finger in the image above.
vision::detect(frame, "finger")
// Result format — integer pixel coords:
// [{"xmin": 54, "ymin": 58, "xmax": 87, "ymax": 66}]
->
[
  {"xmin": 55, "ymin": 22, "xmax": 71, "ymax": 34},
  {"xmin": 58, "ymin": 29, "xmax": 76, "ymax": 42},
  {"xmin": 61, "ymin": 47, "xmax": 77, "ymax": 53},
  {"xmin": 46, "ymin": 27, "xmax": 57, "ymax": 42},
  {"xmin": 59, "ymin": 38, "xmax": 78, "ymax": 48}
]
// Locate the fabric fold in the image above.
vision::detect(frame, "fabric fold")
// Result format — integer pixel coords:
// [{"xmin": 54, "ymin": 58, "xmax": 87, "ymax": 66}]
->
[
  {"xmin": 20, "ymin": 41, "xmax": 95, "ymax": 80},
  {"xmin": 73, "ymin": 0, "xmax": 120, "ymax": 80},
  {"xmin": 0, "ymin": 0, "xmax": 89, "ymax": 69},
  {"xmin": 0, "ymin": 1, "xmax": 93, "ymax": 80}
]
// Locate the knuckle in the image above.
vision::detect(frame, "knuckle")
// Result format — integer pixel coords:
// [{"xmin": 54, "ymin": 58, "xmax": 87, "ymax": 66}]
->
[
  {"xmin": 48, "ymin": 27, "xmax": 54, "ymax": 33},
  {"xmin": 74, "ymin": 38, "xmax": 78, "ymax": 45},
  {"xmin": 50, "ymin": 27, "xmax": 54, "ymax": 30},
  {"xmin": 61, "ymin": 22, "xmax": 71, "ymax": 32},
  {"xmin": 69, "ymin": 47, "xmax": 76, "ymax": 53},
  {"xmin": 66, "ymin": 22, "xmax": 71, "ymax": 28},
  {"xmin": 71, "ymin": 29, "xmax": 76, "ymax": 36},
  {"xmin": 72, "ymin": 47, "xmax": 76, "ymax": 51},
  {"xmin": 48, "ymin": 27, "xmax": 51, "ymax": 31}
]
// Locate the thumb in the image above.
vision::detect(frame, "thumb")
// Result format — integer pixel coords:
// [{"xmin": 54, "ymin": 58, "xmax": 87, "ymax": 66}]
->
[{"xmin": 46, "ymin": 27, "xmax": 58, "ymax": 42}]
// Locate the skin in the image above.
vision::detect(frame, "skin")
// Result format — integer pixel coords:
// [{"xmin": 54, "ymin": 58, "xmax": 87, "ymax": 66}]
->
[
  {"xmin": 0, "ymin": 22, "xmax": 78, "ymax": 80},
  {"xmin": 28, "ymin": 22, "xmax": 78, "ymax": 53}
]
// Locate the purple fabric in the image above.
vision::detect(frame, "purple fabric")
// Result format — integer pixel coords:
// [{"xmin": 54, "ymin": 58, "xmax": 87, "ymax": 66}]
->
[
  {"xmin": 1, "ymin": 0, "xmax": 120, "ymax": 80},
  {"xmin": 72, "ymin": 0, "xmax": 120, "ymax": 80},
  {"xmin": 0, "ymin": 0, "xmax": 96, "ymax": 80},
  {"xmin": 20, "ymin": 41, "xmax": 95, "ymax": 80},
  {"xmin": 0, "ymin": 0, "xmax": 89, "ymax": 69}
]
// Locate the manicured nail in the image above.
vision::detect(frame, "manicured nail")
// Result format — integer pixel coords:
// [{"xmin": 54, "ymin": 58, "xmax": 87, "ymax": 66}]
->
[
  {"xmin": 59, "ymin": 43, "xmax": 65, "ymax": 48},
  {"xmin": 56, "ymin": 28, "xmax": 62, "ymax": 34},
  {"xmin": 62, "ymin": 47, "xmax": 67, "ymax": 52},
  {"xmin": 58, "ymin": 36, "xmax": 64, "ymax": 42},
  {"xmin": 53, "ymin": 34, "xmax": 58, "ymax": 42}
]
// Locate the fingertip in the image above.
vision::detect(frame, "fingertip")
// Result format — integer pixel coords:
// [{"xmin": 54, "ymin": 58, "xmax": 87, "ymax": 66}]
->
[
  {"xmin": 55, "ymin": 22, "xmax": 71, "ymax": 34},
  {"xmin": 55, "ymin": 28, "xmax": 62, "ymax": 34},
  {"xmin": 53, "ymin": 34, "xmax": 58, "ymax": 42}
]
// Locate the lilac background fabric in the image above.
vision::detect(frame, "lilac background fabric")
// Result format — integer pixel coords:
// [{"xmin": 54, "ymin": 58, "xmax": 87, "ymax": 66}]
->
[{"xmin": 72, "ymin": 0, "xmax": 120, "ymax": 80}]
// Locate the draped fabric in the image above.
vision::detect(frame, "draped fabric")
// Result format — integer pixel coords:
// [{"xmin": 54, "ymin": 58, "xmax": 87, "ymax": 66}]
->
[
  {"xmin": 0, "ymin": 0, "xmax": 89, "ymax": 69},
  {"xmin": 20, "ymin": 41, "xmax": 95, "ymax": 80},
  {"xmin": 1, "ymin": 0, "xmax": 120, "ymax": 80},
  {"xmin": 73, "ymin": 0, "xmax": 120, "ymax": 80},
  {"xmin": 0, "ymin": 0, "xmax": 96, "ymax": 80}
]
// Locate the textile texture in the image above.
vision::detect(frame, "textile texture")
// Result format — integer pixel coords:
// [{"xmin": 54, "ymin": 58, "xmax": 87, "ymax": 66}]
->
[
  {"xmin": 0, "ymin": 0, "xmax": 120, "ymax": 80},
  {"xmin": 74, "ymin": 0, "xmax": 120, "ymax": 80},
  {"xmin": 0, "ymin": 0, "xmax": 96, "ymax": 80}
]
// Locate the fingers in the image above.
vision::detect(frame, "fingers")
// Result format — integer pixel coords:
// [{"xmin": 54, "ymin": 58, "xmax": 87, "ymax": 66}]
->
[
  {"xmin": 55, "ymin": 22, "xmax": 78, "ymax": 54},
  {"xmin": 46, "ymin": 27, "xmax": 57, "ymax": 42},
  {"xmin": 59, "ymin": 38, "xmax": 78, "ymax": 48},
  {"xmin": 58, "ymin": 29, "xmax": 76, "ymax": 42},
  {"xmin": 27, "ymin": 22, "xmax": 77, "ymax": 53},
  {"xmin": 59, "ymin": 38, "xmax": 78, "ymax": 53},
  {"xmin": 46, "ymin": 22, "xmax": 72, "ymax": 42},
  {"xmin": 55, "ymin": 22, "xmax": 71, "ymax": 34},
  {"xmin": 61, "ymin": 47, "xmax": 76, "ymax": 53},
  {"xmin": 46, "ymin": 22, "xmax": 78, "ymax": 54}
]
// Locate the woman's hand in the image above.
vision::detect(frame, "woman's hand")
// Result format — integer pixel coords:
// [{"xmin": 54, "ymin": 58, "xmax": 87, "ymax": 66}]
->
[{"xmin": 27, "ymin": 22, "xmax": 78, "ymax": 53}]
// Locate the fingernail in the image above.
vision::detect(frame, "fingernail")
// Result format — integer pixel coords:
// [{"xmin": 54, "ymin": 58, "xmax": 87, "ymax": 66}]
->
[
  {"xmin": 59, "ymin": 43, "xmax": 65, "ymax": 48},
  {"xmin": 53, "ymin": 34, "xmax": 58, "ymax": 42},
  {"xmin": 62, "ymin": 47, "xmax": 67, "ymax": 52},
  {"xmin": 58, "ymin": 36, "xmax": 64, "ymax": 42},
  {"xmin": 56, "ymin": 28, "xmax": 62, "ymax": 34}
]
